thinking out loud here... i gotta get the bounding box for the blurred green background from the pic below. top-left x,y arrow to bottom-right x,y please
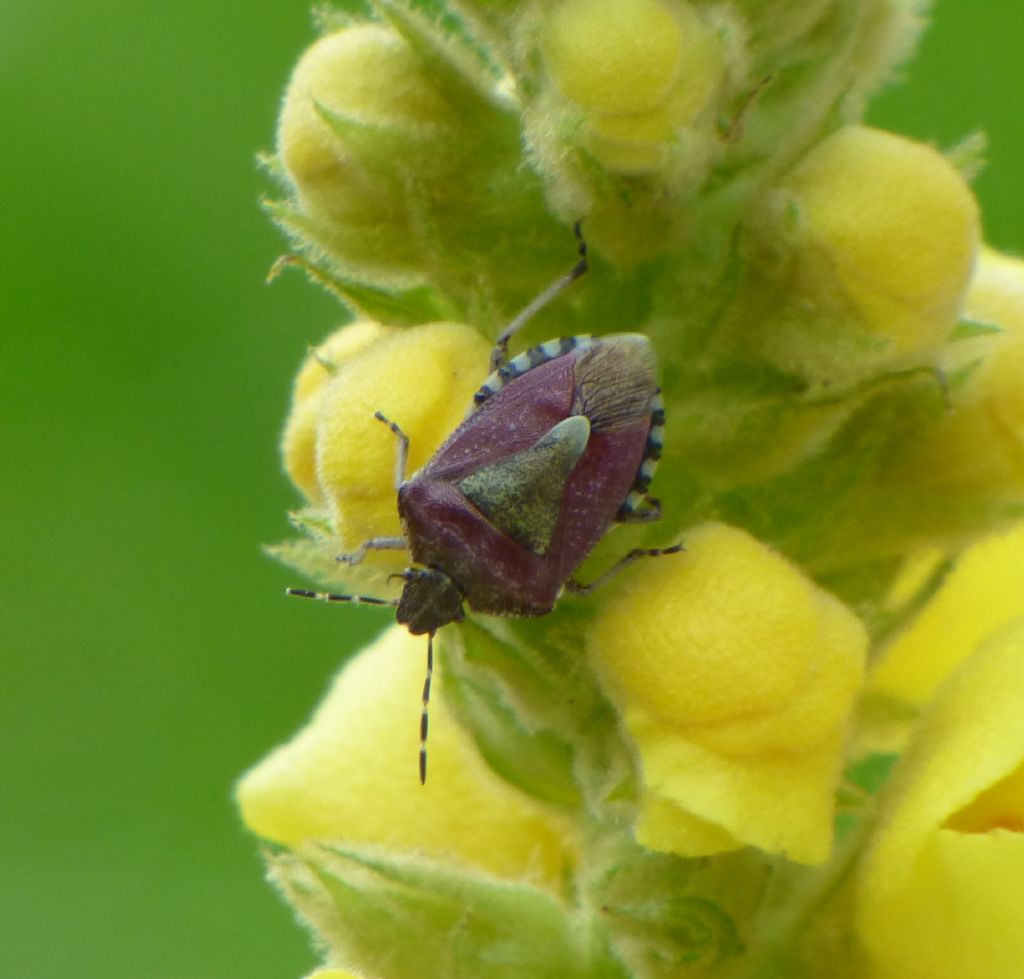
2,3 -> 1021,977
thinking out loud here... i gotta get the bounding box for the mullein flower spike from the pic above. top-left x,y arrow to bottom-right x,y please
241,1 -> 1024,977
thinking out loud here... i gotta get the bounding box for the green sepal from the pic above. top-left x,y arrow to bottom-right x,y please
607,897 -> 744,973
711,369 -> 952,578
267,843 -> 630,979
817,551 -> 954,647
373,0 -> 503,111
589,844 -> 748,977
443,625 -> 582,808
941,355 -> 984,393
312,0 -> 373,34
255,149 -> 286,181
287,506 -> 335,542
460,614 -> 634,815
950,317 -> 1002,341
264,536 -> 399,596
845,751 -> 900,796
313,98 -> 442,145
265,197 -> 425,287
269,252 -> 456,325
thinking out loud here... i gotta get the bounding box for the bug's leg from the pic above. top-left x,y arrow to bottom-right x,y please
337,536 -> 407,565
565,543 -> 685,597
333,410 -> 412,564
490,222 -> 589,371
617,494 -> 662,523
419,631 -> 435,785
285,587 -> 400,608
374,410 -> 410,488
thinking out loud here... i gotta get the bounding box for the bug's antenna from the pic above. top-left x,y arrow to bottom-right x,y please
491,222 -> 589,371
285,588 -> 399,609
420,631 -> 435,784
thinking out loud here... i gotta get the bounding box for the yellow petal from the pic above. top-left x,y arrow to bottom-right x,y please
544,0 -> 722,176
237,626 -> 577,890
314,322 -> 491,553
588,522 -> 867,863
281,320 -> 393,504
871,521 -> 1024,706
545,0 -> 689,115
896,247 -> 1024,498
857,617 -> 1024,979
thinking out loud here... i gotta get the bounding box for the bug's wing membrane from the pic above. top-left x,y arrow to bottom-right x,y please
456,415 -> 591,555
574,334 -> 657,432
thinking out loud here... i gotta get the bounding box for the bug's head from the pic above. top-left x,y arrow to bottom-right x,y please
394,567 -> 465,635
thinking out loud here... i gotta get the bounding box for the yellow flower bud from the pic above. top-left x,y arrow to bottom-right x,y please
237,626 -> 577,890
544,0 -> 723,175
871,522 -> 1024,707
856,617 -> 1024,979
773,125 -> 980,369
281,320 -> 393,504
894,248 -> 1024,499
588,522 -> 867,863
278,25 -> 449,224
313,322 -> 491,554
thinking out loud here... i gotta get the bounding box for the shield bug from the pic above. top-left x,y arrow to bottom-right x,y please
288,226 -> 680,781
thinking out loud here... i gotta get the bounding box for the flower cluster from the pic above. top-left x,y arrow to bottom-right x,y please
239,1 -> 1024,976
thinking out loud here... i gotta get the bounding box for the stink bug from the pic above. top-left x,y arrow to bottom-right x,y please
288,226 -> 680,781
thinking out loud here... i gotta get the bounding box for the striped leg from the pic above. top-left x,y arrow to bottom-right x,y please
565,543 -> 685,596
337,536 -> 406,566
491,222 -> 589,371
374,410 -> 410,489
333,412 -> 411,566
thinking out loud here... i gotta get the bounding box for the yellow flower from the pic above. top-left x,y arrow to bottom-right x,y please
766,125 -> 980,378
543,0 -> 723,174
297,321 -> 490,557
237,626 -> 577,891
856,617 -> 1024,979
587,522 -> 867,864
871,521 -> 1024,708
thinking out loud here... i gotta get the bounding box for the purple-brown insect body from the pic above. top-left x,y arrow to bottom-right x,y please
285,228 -> 679,783
396,334 -> 658,630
